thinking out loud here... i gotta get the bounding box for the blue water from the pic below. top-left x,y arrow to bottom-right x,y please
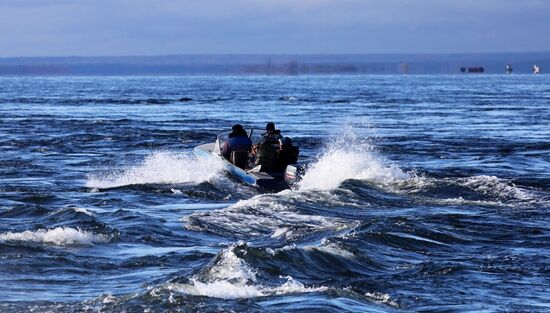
0,75 -> 549,312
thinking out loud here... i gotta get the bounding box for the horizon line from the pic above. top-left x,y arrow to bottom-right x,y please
2,51 -> 550,59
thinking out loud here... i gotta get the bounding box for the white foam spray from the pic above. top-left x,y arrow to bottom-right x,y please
298,125 -> 410,191
155,246 -> 326,299
86,151 -> 224,189
0,227 -> 111,246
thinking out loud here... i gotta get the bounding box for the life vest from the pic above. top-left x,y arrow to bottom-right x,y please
255,141 -> 277,172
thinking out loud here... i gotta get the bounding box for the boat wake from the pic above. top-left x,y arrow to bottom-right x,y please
183,128 -> 413,242
298,125 -> 412,191
183,192 -> 356,242
298,148 -> 410,191
86,151 -> 224,189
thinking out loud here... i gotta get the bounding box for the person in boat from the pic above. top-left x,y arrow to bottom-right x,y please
261,122 -> 282,145
253,136 -> 278,172
249,122 -> 282,171
276,137 -> 299,171
221,124 -> 252,163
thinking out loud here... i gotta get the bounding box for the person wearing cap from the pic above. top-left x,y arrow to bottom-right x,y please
221,124 -> 252,160
248,122 -> 282,171
261,122 -> 282,145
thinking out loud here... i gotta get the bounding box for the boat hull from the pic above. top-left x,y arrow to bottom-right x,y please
193,143 -> 287,189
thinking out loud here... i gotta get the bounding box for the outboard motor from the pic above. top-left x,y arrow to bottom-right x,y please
284,164 -> 304,187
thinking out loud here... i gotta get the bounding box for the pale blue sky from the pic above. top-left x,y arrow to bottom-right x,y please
0,0 -> 549,57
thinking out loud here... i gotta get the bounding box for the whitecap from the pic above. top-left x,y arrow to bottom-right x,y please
435,197 -> 501,207
311,242 -> 355,258
270,227 -> 290,239
459,175 -> 534,202
73,207 -> 95,216
365,291 -> 400,307
168,279 -> 263,299
155,246 -> 326,300
0,227 -> 111,246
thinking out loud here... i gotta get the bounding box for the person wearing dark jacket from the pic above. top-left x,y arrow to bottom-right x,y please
276,137 -> 299,170
261,122 -> 282,145
254,136 -> 278,172
221,124 -> 252,160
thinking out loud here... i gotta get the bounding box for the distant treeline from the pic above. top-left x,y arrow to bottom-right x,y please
0,53 -> 548,75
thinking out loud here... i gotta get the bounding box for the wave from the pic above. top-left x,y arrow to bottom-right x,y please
399,174 -> 541,206
431,197 -> 501,207
183,192 -> 354,241
277,96 -> 351,103
308,239 -> 355,259
151,245 -> 326,299
298,126 -> 410,191
86,151 -> 224,189
72,207 -> 95,217
458,175 -> 534,202
292,125 -> 544,206
0,227 -> 111,246
364,292 -> 400,307
278,96 -> 298,101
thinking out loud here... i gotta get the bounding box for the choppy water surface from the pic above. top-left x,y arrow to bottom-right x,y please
0,75 -> 549,312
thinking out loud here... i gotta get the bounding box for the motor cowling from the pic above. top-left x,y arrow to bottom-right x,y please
284,164 -> 304,187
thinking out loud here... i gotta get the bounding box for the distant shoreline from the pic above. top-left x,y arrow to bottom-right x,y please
1,53 -> 547,75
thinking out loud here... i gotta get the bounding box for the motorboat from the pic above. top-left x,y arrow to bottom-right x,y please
193,130 -> 302,190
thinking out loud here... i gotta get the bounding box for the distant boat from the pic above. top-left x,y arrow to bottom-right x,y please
533,65 -> 541,74
460,66 -> 484,73
505,65 -> 513,74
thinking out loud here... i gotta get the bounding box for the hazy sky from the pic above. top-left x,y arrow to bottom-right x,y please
1,0 -> 549,57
